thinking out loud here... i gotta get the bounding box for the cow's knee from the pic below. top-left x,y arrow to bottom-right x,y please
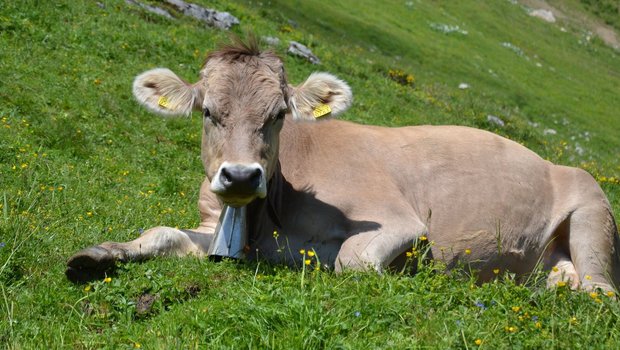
335,229 -> 417,273
334,252 -> 382,273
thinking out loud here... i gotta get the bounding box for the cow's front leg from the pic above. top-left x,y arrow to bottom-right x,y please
67,179 -> 222,283
66,226 -> 215,283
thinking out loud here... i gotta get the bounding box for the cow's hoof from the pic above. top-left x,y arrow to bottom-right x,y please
65,246 -> 116,284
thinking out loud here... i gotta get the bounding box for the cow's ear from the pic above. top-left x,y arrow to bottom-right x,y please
132,68 -> 204,116
289,72 -> 353,121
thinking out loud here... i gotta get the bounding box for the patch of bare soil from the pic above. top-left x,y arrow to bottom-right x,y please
520,0 -> 619,49
136,293 -> 158,315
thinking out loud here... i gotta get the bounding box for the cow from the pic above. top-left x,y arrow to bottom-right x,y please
66,37 -> 620,292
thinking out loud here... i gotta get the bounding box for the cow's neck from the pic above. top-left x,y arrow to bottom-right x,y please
244,119 -> 311,252
246,160 -> 284,245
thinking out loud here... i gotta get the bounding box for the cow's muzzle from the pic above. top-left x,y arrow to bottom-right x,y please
210,162 -> 267,206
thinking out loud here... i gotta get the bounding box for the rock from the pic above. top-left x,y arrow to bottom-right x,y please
288,41 -> 320,64
487,115 -> 505,127
126,0 -> 173,19
501,42 -> 526,57
164,0 -> 239,30
262,36 -> 280,46
287,19 -> 299,28
458,83 -> 470,90
429,23 -> 468,35
530,9 -> 556,23
574,144 -> 585,156
543,128 -> 557,135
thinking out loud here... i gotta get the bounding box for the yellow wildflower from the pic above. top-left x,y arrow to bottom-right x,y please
134,343 -> 141,348
511,306 -> 520,313
606,291 -> 615,297
87,212 -> 93,217
569,317 -> 577,325
505,326 -> 517,333
493,268 -> 500,275
299,249 -> 305,255
552,266 -> 559,272
585,275 -> 592,280
557,281 -> 566,287
464,249 -> 471,255
84,285 -> 91,292
589,292 -> 599,299
307,251 -> 315,257
474,339 -> 482,346
535,321 -> 542,329
304,259 -> 311,265
104,277 -> 112,283
419,236 -> 427,241
406,251 -> 413,258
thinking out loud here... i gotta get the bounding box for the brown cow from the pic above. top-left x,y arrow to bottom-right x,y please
66,38 -> 620,292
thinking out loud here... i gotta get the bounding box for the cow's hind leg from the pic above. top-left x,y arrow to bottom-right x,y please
568,202 -> 619,292
66,225 -> 214,283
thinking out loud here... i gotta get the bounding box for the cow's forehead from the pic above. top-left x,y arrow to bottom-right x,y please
201,56 -> 287,115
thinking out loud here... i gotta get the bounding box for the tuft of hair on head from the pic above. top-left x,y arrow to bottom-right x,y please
206,32 -> 264,63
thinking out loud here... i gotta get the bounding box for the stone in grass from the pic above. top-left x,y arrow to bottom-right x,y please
288,41 -> 321,65
530,9 -> 556,23
458,83 -> 470,90
165,0 -> 239,30
125,0 -> 173,19
262,36 -> 281,47
487,115 -> 505,127
543,128 -> 557,135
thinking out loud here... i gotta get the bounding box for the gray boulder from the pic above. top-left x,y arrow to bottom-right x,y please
288,41 -> 320,65
165,0 -> 239,30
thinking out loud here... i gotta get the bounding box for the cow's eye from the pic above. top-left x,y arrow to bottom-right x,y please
275,110 -> 286,121
203,108 -> 211,119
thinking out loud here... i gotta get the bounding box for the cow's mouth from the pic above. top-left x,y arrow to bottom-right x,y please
217,194 -> 259,208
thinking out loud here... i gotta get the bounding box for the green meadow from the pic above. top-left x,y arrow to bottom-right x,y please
1,0 -> 619,348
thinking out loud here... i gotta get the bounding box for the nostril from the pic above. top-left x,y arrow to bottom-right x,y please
220,168 -> 232,185
249,168 -> 262,183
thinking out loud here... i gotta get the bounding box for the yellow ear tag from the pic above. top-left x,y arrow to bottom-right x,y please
158,96 -> 169,109
312,103 -> 331,118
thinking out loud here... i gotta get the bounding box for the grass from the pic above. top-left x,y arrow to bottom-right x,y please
0,0 -> 619,348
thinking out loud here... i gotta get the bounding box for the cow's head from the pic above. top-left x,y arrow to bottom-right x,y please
132,38 -> 352,207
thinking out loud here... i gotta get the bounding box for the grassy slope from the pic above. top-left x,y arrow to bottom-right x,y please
0,0 -> 619,348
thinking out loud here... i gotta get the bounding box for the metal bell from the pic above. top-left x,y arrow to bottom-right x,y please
207,205 -> 248,260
